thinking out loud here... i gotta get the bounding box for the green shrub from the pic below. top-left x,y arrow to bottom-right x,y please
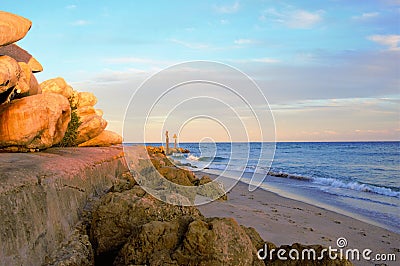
56,95 -> 82,147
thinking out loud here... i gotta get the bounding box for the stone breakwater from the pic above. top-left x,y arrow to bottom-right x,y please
0,10 -> 121,151
0,146 -> 126,265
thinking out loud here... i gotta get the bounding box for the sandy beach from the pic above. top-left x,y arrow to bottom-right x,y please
197,173 -> 400,266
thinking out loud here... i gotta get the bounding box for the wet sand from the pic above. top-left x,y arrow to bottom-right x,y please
197,173 -> 400,266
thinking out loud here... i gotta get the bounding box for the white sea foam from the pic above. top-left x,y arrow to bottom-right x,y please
187,154 -> 200,161
312,177 -> 400,198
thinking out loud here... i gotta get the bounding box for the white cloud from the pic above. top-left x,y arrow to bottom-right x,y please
66,4 -> 77,9
169,38 -> 209,49
252,58 -> 280,63
262,8 -> 324,29
214,1 -> 240,14
105,57 -> 158,64
229,58 -> 280,64
234,39 -> 255,45
368,34 -> 400,51
352,12 -> 380,20
287,9 -> 324,29
71,20 -> 90,26
220,19 -> 229,25
103,57 -> 176,68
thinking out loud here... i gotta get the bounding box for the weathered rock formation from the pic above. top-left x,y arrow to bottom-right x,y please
0,146 -> 126,266
0,11 -> 32,46
79,130 -> 123,147
40,77 -> 110,145
90,186 -> 203,256
0,93 -> 71,151
0,11 -> 122,151
114,217 -> 264,266
40,77 -> 74,99
76,112 -> 108,144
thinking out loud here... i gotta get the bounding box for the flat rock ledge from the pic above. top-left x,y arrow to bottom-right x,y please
0,146 -> 126,266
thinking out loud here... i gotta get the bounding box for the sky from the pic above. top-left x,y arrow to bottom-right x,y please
3,0 -> 400,142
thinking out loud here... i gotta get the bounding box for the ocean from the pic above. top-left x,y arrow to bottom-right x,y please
165,142 -> 400,233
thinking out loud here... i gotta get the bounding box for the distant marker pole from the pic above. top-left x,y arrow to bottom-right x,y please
165,130 -> 170,155
173,134 -> 177,149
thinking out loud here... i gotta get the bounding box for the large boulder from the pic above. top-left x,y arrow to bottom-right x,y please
0,11 -> 32,46
90,186 -> 203,256
40,77 -> 74,99
76,114 -> 107,144
0,93 -> 71,151
77,91 -> 97,107
78,130 -> 122,147
76,106 -> 96,117
114,218 -> 192,266
173,217 -> 262,266
114,217 -> 263,266
0,55 -> 30,104
157,167 -> 196,186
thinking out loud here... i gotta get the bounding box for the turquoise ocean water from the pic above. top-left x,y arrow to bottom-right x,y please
164,142 -> 400,233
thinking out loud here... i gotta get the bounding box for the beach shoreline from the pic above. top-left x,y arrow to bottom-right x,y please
197,172 -> 400,266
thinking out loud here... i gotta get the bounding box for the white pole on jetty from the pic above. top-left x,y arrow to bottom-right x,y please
165,130 -> 170,155
173,134 -> 177,149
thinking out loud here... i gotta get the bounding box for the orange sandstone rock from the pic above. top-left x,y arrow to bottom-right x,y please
0,11 -> 32,46
0,93 -> 71,151
78,130 -> 122,147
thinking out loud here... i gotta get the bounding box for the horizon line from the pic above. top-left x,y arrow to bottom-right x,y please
123,140 -> 400,144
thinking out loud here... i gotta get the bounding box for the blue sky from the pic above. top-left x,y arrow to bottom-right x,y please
3,1 -> 400,141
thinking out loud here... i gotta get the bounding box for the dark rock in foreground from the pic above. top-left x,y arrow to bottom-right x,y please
90,186 -> 203,256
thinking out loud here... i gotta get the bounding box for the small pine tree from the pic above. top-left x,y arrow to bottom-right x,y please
56,95 -> 82,147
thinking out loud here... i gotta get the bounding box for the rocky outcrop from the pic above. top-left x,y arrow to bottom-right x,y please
0,93 -> 71,151
0,10 -> 121,151
142,146 -> 228,202
114,217 -> 264,266
0,146 -> 126,266
0,12 -> 41,105
40,77 -> 74,99
44,224 -> 94,266
0,11 -> 32,46
0,44 -> 43,72
77,91 -> 97,107
174,217 -> 263,266
76,113 -> 108,144
0,10 -> 120,150
114,218 -> 190,266
90,186 -> 203,256
40,78 -> 114,146
78,130 -> 122,147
